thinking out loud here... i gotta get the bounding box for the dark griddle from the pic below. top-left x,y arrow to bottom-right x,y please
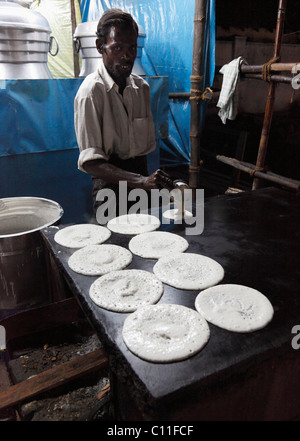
41,187 -> 300,419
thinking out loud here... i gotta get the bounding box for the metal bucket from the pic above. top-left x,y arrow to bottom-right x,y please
0,1 -> 59,79
0,197 -> 63,310
73,20 -> 146,77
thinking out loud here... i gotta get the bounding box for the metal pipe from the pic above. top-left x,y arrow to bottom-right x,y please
169,90 -> 220,102
169,92 -> 191,99
240,62 -> 300,74
242,73 -> 293,83
216,155 -> 300,192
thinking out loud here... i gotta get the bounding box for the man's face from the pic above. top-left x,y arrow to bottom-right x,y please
97,25 -> 137,85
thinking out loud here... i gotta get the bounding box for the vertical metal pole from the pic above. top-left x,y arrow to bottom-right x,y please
70,0 -> 80,78
189,0 -> 207,189
252,0 -> 287,190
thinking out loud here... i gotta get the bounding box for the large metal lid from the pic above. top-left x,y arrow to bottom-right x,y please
73,20 -> 98,38
74,20 -> 145,38
0,1 -> 51,32
0,197 -> 64,238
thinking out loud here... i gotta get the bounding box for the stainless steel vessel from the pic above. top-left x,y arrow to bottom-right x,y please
0,197 -> 63,310
73,20 -> 146,77
0,0 -> 58,79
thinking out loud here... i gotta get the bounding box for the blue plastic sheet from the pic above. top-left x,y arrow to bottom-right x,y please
0,76 -> 168,162
0,79 -> 82,157
0,77 -> 168,222
79,0 -> 215,166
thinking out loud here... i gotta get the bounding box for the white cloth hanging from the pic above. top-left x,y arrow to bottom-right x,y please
217,56 -> 243,124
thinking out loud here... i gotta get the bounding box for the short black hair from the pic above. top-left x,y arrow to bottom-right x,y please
96,8 -> 138,44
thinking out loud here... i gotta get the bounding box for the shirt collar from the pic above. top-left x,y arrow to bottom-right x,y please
97,58 -> 139,92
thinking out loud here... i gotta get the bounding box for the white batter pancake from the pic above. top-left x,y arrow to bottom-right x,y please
128,231 -> 189,259
107,213 -> 160,235
153,252 -> 224,290
54,223 -> 111,248
122,303 -> 210,363
195,284 -> 274,333
89,269 -> 164,312
163,185 -> 193,221
163,208 -> 193,221
68,244 -> 132,276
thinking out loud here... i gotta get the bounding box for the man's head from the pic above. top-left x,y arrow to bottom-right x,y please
96,9 -> 138,87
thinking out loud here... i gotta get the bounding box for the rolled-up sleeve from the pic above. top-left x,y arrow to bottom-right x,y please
74,90 -> 109,172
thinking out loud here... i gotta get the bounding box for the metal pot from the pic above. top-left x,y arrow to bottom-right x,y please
0,197 -> 63,310
0,0 -> 59,79
73,20 -> 146,77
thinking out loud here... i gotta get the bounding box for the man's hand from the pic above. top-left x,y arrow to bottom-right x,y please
142,169 -> 175,191
84,160 -> 175,191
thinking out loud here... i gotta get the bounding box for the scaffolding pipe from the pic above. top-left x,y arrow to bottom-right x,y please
252,0 -> 288,190
242,73 -> 293,83
70,0 -> 80,77
189,0 -> 207,189
216,155 -> 300,192
240,62 -> 300,74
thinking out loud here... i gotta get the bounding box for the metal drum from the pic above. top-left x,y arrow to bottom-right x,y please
0,197 -> 63,310
0,0 -> 58,79
73,20 -> 146,77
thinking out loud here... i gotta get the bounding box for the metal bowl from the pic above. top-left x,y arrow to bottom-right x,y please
0,196 -> 64,238
0,196 -> 64,309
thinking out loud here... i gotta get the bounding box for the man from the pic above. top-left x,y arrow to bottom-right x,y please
74,8 -> 174,218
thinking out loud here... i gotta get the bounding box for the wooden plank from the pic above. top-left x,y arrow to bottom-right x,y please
0,348 -> 108,411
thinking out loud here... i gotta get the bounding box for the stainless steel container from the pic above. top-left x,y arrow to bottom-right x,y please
0,0 -> 58,79
73,20 -> 146,77
0,197 -> 63,310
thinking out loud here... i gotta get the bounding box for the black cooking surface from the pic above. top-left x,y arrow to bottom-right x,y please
41,187 -> 300,407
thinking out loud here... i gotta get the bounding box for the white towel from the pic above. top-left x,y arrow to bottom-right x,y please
217,56 -> 243,124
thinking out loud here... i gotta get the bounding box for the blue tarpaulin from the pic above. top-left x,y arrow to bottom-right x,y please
79,0 -> 215,166
0,79 -> 82,157
0,76 -> 168,222
0,76 -> 167,160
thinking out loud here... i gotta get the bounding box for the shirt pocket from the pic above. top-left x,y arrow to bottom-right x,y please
132,117 -> 150,155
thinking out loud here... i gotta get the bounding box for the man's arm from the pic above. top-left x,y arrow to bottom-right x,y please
83,159 -> 175,191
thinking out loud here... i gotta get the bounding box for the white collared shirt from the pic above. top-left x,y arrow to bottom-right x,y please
74,59 -> 156,172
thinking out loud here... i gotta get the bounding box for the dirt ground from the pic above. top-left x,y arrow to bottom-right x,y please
5,322 -> 111,421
